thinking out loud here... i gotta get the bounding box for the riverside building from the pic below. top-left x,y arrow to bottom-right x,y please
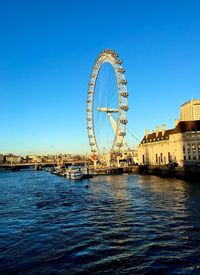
180,99 -> 200,121
138,100 -> 200,167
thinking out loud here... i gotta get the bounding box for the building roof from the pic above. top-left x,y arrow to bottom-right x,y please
175,120 -> 200,133
140,120 -> 200,144
181,99 -> 200,107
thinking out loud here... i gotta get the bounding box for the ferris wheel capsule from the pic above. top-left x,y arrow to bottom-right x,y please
119,132 -> 126,137
115,59 -> 122,64
120,119 -> 128,124
121,92 -> 128,97
120,79 -> 127,85
121,105 -> 128,111
118,68 -> 125,73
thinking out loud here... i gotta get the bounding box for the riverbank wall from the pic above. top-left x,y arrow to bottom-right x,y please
127,165 -> 200,180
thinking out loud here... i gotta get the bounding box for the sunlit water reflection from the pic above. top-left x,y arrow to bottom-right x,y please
0,170 -> 200,274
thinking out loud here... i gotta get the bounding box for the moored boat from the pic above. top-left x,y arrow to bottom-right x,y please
66,166 -> 84,180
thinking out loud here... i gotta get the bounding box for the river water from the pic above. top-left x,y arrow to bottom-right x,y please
0,170 -> 200,274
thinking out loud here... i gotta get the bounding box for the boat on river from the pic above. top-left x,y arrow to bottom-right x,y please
66,166 -> 84,180
49,165 -> 93,180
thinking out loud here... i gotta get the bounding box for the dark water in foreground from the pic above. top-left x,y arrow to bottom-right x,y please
0,170 -> 200,274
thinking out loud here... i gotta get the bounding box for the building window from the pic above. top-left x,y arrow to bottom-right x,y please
155,154 -> 158,164
192,144 -> 196,160
187,144 -> 191,161
142,155 -> 145,164
160,153 -> 163,163
198,144 -> 200,160
168,152 -> 171,163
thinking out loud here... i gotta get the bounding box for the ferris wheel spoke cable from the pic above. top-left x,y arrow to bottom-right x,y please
97,63 -> 117,110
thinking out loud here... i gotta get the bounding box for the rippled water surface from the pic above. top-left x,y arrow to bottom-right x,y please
0,170 -> 200,274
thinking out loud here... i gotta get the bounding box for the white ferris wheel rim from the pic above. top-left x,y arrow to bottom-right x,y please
86,49 -> 128,156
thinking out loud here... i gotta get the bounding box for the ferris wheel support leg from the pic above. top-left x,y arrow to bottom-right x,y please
108,112 -> 128,151
116,156 -> 120,168
93,160 -> 98,169
106,153 -> 111,167
107,113 -> 117,134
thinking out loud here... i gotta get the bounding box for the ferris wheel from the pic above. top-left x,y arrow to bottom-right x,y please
86,49 -> 128,157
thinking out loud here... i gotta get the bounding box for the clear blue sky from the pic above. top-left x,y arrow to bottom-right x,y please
0,0 -> 200,155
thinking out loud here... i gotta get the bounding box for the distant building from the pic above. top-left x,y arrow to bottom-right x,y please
5,154 -> 22,164
42,155 -> 56,163
138,120 -> 200,167
26,155 -> 42,163
0,154 -> 4,163
180,99 -> 200,121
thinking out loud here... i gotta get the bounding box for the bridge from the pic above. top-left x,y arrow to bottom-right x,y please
0,161 -> 87,171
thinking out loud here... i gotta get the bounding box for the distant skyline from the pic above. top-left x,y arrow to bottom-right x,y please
0,0 -> 200,155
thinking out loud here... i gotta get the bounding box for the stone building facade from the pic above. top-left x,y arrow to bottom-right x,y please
138,121 -> 200,167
